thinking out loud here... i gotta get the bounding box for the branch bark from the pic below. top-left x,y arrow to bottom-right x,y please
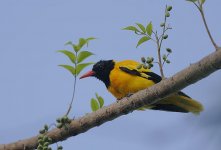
1,48 -> 221,150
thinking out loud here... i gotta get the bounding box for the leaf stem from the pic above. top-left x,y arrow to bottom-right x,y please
193,1 -> 219,50
136,30 -> 156,42
155,5 -> 169,79
156,37 -> 165,78
65,53 -> 78,116
199,6 -> 219,50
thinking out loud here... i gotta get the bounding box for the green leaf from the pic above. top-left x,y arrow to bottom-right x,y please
136,23 -> 146,33
91,98 -> 99,112
165,12 -> 170,17
77,51 -> 94,63
136,36 -> 150,48
85,37 -> 96,46
166,60 -> 171,64
59,65 -> 76,76
73,44 -> 80,52
163,34 -> 168,39
167,6 -> 172,11
79,38 -> 86,46
146,22 -> 153,36
123,26 -> 139,32
86,37 -> 96,41
186,0 -> 197,2
200,0 -> 205,4
162,54 -> 167,60
76,63 -> 94,75
58,50 -> 76,63
166,48 -> 172,53
78,38 -> 87,50
160,22 -> 165,27
98,96 -> 104,108
65,41 -> 73,46
95,93 -> 104,108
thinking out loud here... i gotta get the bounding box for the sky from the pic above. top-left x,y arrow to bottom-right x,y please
0,0 -> 221,150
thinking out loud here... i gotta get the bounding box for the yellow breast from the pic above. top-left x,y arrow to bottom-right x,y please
108,60 -> 155,99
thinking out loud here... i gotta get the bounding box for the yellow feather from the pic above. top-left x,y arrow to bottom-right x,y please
108,60 -> 155,99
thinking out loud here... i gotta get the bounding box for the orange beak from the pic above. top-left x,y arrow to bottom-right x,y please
80,70 -> 95,79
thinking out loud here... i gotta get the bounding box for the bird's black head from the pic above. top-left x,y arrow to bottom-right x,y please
80,60 -> 115,87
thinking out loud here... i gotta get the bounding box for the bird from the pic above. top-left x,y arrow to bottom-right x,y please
80,60 -> 203,114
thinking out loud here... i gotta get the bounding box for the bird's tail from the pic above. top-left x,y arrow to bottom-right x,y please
139,92 -> 203,114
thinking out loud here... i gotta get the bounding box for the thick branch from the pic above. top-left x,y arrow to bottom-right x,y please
1,48 -> 221,150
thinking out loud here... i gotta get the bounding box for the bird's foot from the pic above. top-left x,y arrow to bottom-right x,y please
116,93 -> 134,101
126,93 -> 134,98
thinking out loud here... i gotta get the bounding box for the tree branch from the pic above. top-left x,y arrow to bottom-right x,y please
192,1 -> 219,50
199,8 -> 219,50
1,48 -> 221,150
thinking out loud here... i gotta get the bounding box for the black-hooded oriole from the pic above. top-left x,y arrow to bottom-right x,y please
80,60 -> 203,114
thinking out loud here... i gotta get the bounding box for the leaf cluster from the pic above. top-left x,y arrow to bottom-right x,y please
123,5 -> 173,78
123,5 -> 173,49
56,116 -> 72,130
137,57 -> 154,69
123,22 -> 153,48
37,125 -> 52,150
162,48 -> 172,65
91,93 -> 104,112
58,37 -> 95,76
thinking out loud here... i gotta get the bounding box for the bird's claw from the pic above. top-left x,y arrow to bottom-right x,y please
126,93 -> 134,97
116,93 -> 134,101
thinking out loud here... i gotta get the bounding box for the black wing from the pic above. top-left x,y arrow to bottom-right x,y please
119,67 -> 162,83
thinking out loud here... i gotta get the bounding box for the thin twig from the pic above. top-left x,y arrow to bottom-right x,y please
65,58 -> 78,116
156,39 -> 165,78
155,5 -> 169,79
65,74 -> 77,116
192,1 -> 219,50
193,1 -> 200,10
151,31 -> 159,43
136,30 -> 156,42
159,6 -> 168,50
159,27 -> 171,40
155,30 -> 165,78
199,7 -> 219,50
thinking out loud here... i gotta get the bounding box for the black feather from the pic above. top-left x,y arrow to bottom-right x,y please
92,60 -> 115,88
119,67 -> 162,84
151,104 -> 188,113
178,91 -> 191,98
119,67 -> 141,76
144,72 -> 162,83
